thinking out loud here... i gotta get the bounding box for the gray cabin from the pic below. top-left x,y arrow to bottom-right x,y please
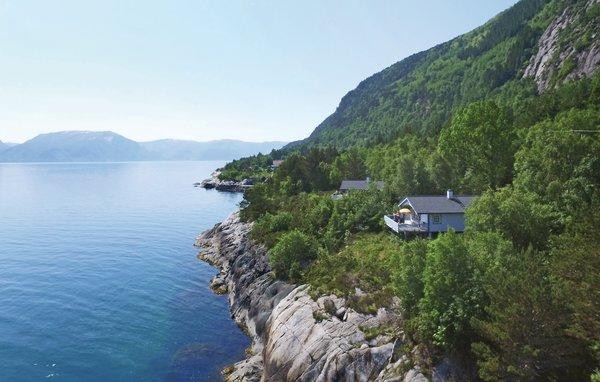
339,179 -> 384,192
384,190 -> 475,235
333,179 -> 385,200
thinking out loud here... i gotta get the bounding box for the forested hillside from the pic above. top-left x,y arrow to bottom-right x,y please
218,0 -> 599,380
288,0 -> 599,149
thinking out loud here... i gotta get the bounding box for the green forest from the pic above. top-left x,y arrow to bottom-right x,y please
291,0 -> 599,149
218,0 -> 600,380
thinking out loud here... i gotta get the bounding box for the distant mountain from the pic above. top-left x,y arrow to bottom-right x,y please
0,131 -> 152,162
139,139 -> 287,161
0,132 -> 287,162
0,141 -> 13,153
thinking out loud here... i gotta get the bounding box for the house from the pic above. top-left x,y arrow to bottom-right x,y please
339,179 -> 384,192
332,178 -> 385,199
384,190 -> 475,236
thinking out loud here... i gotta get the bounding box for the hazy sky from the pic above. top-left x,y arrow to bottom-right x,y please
0,0 -> 517,143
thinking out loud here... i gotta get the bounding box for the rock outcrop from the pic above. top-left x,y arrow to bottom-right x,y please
524,0 -> 600,92
196,171 -> 253,193
195,212 -> 424,382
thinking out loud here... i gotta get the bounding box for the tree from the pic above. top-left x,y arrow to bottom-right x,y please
274,153 -> 311,194
365,135 -> 438,198
304,147 -> 338,191
268,230 -> 319,281
324,206 -> 346,250
550,207 -> 600,380
417,232 -> 484,349
239,183 -> 276,222
334,188 -> 389,233
438,101 -> 515,193
251,212 -> 294,247
390,238 -> 428,316
472,248 -> 593,382
514,109 -> 600,213
330,148 -> 367,186
466,187 -> 561,250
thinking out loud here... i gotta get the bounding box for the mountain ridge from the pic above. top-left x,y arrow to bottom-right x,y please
0,131 -> 287,162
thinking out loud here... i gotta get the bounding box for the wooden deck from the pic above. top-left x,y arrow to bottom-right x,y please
384,215 -> 427,233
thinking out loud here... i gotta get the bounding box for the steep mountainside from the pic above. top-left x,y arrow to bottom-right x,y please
0,131 -> 152,162
289,0 -> 599,149
140,139 -> 287,161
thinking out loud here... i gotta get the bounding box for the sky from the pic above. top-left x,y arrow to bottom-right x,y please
0,0 -> 518,144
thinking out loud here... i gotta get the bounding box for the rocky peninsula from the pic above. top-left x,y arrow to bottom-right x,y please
194,212 -> 463,382
195,171 -> 253,193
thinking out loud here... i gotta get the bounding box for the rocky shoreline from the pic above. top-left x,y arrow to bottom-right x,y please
194,171 -> 253,193
194,212 -> 438,382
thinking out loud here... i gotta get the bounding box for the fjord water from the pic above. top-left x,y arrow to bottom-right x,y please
0,162 -> 249,381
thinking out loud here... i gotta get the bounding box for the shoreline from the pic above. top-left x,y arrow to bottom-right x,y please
195,171 -> 252,193
194,211 -> 432,381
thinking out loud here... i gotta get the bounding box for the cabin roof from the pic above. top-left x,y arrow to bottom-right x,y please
401,196 -> 476,214
340,180 -> 384,191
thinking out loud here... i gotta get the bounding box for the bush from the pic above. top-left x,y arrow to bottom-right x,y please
417,231 -> 484,350
239,183 -> 276,222
268,230 -> 319,281
251,212 -> 294,247
390,238 -> 428,316
306,233 -> 397,301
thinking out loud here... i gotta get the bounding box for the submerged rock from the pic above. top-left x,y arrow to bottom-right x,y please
171,343 -> 225,367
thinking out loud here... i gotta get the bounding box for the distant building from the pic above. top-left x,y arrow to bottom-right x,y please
339,179 -> 385,192
384,190 -> 476,236
270,159 -> 284,170
332,178 -> 385,199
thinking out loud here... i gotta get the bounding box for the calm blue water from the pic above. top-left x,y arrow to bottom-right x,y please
0,161 -> 249,382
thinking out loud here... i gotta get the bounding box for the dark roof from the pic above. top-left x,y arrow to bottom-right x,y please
340,180 -> 385,191
401,196 -> 476,214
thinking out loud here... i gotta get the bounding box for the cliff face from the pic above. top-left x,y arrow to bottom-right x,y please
524,0 -> 600,91
195,213 -> 447,382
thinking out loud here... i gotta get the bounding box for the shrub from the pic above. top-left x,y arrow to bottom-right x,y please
305,233 -> 397,301
417,231 -> 484,350
252,212 -> 294,247
268,230 -> 319,281
390,238 -> 428,317
239,183 -> 276,222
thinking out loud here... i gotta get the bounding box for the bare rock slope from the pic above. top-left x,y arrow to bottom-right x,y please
524,0 -> 600,91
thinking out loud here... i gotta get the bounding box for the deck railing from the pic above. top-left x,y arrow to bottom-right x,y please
384,215 -> 426,233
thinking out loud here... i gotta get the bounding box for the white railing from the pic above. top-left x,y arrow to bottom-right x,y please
384,215 -> 400,233
384,215 -> 426,233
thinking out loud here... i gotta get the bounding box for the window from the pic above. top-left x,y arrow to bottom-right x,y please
432,214 -> 441,224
